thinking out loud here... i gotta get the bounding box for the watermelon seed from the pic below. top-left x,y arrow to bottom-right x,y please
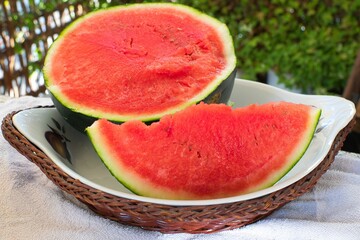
253,133 -> 259,146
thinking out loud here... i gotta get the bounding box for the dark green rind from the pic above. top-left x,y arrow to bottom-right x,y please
51,93 -> 97,133
51,68 -> 236,132
203,68 -> 236,104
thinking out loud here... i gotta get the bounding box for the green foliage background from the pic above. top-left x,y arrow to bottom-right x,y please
90,0 -> 360,94
7,0 -> 360,95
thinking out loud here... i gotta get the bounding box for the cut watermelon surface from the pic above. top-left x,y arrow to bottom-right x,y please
43,3 -> 236,128
86,102 -> 321,200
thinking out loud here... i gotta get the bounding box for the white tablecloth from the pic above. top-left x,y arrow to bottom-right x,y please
1,96 -> 360,240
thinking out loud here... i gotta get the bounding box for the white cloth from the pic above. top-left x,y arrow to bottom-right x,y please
0,96 -> 360,240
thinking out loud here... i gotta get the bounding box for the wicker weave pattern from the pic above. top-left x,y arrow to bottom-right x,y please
1,107 -> 355,234
0,1 -> 88,97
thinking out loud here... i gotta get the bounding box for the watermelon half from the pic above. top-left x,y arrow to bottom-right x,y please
86,102 -> 321,200
43,3 -> 237,131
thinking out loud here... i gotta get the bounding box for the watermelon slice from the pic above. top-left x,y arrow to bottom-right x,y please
86,102 -> 321,200
43,3 -> 236,131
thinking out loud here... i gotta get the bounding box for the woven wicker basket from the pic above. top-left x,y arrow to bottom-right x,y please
1,107 -> 355,234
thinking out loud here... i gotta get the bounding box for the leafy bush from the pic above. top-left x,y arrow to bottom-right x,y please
181,0 -> 360,94
6,0 -> 359,95
94,0 -> 360,94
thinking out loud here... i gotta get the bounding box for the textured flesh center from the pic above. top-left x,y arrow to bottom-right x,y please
50,7 -> 226,114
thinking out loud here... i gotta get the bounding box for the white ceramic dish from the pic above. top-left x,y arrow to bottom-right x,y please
12,78 -> 355,206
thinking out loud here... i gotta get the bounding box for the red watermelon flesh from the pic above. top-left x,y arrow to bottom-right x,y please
86,102 -> 321,200
44,3 -> 236,122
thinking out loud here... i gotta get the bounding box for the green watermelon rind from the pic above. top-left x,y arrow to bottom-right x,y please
249,107 -> 322,192
43,3 -> 237,125
86,106 -> 322,200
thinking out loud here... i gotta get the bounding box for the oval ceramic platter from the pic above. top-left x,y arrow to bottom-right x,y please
12,79 -> 355,206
